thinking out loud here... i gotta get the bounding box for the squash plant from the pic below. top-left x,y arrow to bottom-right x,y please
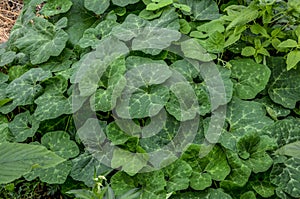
1,0 -> 300,198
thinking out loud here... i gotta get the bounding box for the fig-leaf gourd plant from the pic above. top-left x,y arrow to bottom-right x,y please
1,0 -> 300,198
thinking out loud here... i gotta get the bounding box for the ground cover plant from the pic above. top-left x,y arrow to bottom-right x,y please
1,0 -> 300,198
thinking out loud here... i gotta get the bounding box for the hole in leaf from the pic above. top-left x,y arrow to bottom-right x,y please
56,6 -> 61,10
27,122 -> 32,128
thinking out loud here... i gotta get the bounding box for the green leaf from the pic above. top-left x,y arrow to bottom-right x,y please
34,90 -> 72,121
78,17 -> 119,49
110,172 -> 138,196
41,131 -> 79,159
139,9 -> 163,20
146,0 -> 173,11
199,31 -> 225,53
0,143 -> 65,184
173,3 -> 191,13
179,19 -> 191,34
84,0 -> 110,14
106,122 -> 132,145
40,0 -> 73,17
275,141 -> 300,159
0,50 -> 16,67
178,0 -> 220,21
190,172 -> 212,190
181,39 -> 216,62
70,152 -> 112,187
230,59 -> 271,99
8,111 -> 40,142
240,191 -> 256,199
111,149 -> 149,175
90,57 -> 127,112
64,0 -> 98,45
277,39 -> 298,48
220,151 -> 251,188
256,97 -> 290,120
24,160 -> 72,184
250,24 -> 269,37
8,65 -> 29,81
225,6 -> 259,30
67,189 -> 97,199
112,0 -> 139,7
171,188 -> 232,199
0,68 -> 52,114
14,17 -> 69,65
241,46 -> 256,56
271,157 -> 300,198
268,57 -> 300,109
163,159 -> 192,192
286,50 -> 300,70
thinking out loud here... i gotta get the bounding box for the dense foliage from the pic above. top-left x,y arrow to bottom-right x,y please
1,0 -> 300,198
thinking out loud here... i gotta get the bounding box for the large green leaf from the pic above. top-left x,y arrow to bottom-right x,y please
111,148 -> 149,175
163,159 -> 192,192
0,143 -> 65,184
181,39 -> 216,62
40,0 -> 73,17
90,57 -> 127,112
112,0 -> 139,7
275,141 -> 300,159
34,90 -> 72,121
268,57 -> 300,109
0,68 -> 52,114
64,0 -> 98,45
41,131 -> 79,159
24,161 -> 72,184
0,50 -> 16,67
271,157 -> 300,198
14,17 -> 69,65
78,15 -> 119,49
178,0 -> 220,21
8,111 -> 40,142
230,59 -> 271,99
84,0 -> 110,15
70,152 -> 112,187
171,188 -> 232,199
115,59 -> 171,119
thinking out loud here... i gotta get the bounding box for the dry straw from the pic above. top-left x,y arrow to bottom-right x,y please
0,0 -> 23,43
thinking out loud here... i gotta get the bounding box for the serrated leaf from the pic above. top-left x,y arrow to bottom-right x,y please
14,17 -> 69,65
286,50 -> 300,70
230,59 -> 271,99
70,152 -> 112,187
0,68 -> 52,114
178,0 -> 220,21
84,0 -> 109,15
268,57 -> 300,109
112,0 -> 139,7
0,143 -> 65,184
8,111 -> 40,142
40,0 -> 73,17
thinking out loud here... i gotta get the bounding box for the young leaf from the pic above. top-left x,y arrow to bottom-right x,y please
146,0 -> 173,11
241,46 -> 256,56
277,39 -> 298,48
286,50 -> 300,70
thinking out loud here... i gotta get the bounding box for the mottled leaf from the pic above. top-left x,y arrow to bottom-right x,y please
8,111 -> 40,142
41,0 -> 73,17
230,59 -> 271,99
0,143 -> 65,184
84,0 -> 109,15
